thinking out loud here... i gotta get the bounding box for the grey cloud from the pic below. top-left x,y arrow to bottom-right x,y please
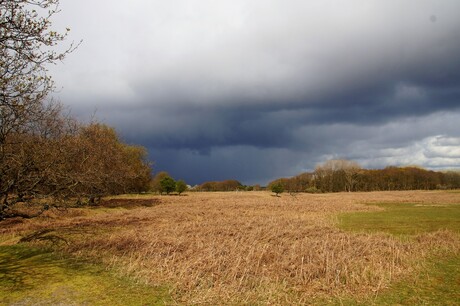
50,0 -> 460,184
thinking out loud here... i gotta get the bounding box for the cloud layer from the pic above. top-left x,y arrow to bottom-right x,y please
51,0 -> 460,184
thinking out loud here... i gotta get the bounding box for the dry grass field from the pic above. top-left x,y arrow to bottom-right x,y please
1,191 -> 460,304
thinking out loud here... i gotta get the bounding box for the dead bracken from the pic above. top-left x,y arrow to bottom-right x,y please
3,191 -> 460,304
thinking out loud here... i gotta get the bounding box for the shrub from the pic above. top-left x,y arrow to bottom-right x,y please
271,183 -> 284,196
175,180 -> 188,195
160,177 -> 176,195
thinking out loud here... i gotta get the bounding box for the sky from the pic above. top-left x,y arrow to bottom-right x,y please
50,0 -> 460,185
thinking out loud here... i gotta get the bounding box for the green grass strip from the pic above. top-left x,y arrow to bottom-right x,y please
339,202 -> 460,236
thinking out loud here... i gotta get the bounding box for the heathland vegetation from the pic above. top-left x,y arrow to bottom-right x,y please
1,1 -> 460,305
1,191 -> 459,304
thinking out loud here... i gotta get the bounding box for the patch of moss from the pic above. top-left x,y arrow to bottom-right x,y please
0,244 -> 170,305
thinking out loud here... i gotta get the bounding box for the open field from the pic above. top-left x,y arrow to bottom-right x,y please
1,191 -> 459,305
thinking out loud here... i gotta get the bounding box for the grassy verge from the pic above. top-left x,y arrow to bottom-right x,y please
337,202 -> 460,305
0,244 -> 170,306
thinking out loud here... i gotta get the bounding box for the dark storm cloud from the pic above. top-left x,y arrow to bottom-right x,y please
51,0 -> 460,184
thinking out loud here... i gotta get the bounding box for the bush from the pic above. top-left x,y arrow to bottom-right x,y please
175,180 -> 188,195
160,177 -> 176,194
271,183 -> 284,196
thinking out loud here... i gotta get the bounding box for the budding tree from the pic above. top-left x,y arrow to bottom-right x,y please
1,0 -> 77,139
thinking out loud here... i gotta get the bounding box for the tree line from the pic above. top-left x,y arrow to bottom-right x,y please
150,159 -> 460,195
195,180 -> 244,192
150,173 -> 257,193
150,173 -> 267,193
268,159 -> 460,193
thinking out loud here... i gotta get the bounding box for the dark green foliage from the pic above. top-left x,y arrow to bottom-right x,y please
160,177 -> 176,194
175,180 -> 187,195
271,183 -> 284,196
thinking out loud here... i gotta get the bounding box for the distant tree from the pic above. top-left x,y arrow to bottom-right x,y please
338,160 -> 361,192
175,180 -> 187,195
271,183 -> 284,197
441,171 -> 460,189
313,159 -> 361,192
221,180 -> 243,191
160,177 -> 176,195
197,182 -> 213,192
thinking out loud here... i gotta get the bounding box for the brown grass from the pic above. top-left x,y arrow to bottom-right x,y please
2,191 -> 460,304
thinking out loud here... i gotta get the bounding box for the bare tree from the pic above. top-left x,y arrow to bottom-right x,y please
337,160 -> 361,192
314,159 -> 361,192
1,0 -> 78,140
0,103 -> 80,218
